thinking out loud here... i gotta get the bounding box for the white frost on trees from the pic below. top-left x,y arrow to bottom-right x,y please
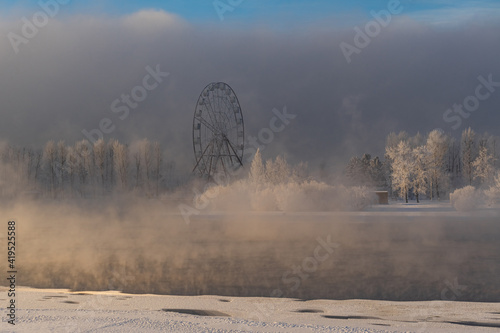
94,139 -> 106,190
450,186 -> 480,211
473,145 -> 495,187
412,145 -> 428,203
0,139 -> 170,199
203,153 -> 375,211
249,148 -> 265,186
426,129 -> 449,200
485,171 -> 500,205
386,140 -> 413,203
112,140 -> 129,191
265,155 -> 290,185
461,127 -> 477,186
43,140 -> 57,196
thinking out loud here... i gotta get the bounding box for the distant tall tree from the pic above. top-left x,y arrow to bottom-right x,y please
142,139 -> 153,194
67,146 -> 79,196
369,156 -> 386,189
386,131 -> 409,149
164,160 -> 176,188
410,132 -> 425,148
446,137 -> 461,189
94,139 -> 106,190
473,145 -> 495,187
74,140 -> 92,195
134,152 -> 142,190
250,149 -> 265,186
386,140 -> 413,203
57,141 -> 67,192
485,171 -> 500,205
33,150 -> 42,185
491,137 -> 498,169
345,154 -> 386,188
292,161 -> 309,182
43,141 -> 57,196
385,131 -> 410,197
426,130 -> 449,200
412,145 -> 429,203
26,148 -> 35,184
461,128 -> 477,186
153,141 -> 162,196
345,156 -> 365,186
106,140 -> 115,189
112,140 -> 129,191
266,155 -> 290,185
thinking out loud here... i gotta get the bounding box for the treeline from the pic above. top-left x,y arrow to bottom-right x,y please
345,128 -> 499,202
0,139 -> 179,199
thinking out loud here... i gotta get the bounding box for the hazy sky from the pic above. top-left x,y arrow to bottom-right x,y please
1,0 -> 499,172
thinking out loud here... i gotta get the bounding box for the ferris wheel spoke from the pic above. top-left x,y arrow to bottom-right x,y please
223,140 -> 235,166
207,139 -> 218,176
196,116 -> 218,133
203,96 -> 219,132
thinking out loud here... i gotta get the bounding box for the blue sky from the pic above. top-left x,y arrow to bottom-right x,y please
3,0 -> 500,26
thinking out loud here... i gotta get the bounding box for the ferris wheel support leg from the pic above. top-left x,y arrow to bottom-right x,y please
225,136 -> 244,167
192,141 -> 213,174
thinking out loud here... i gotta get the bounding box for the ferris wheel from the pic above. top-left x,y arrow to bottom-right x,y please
192,82 -> 244,178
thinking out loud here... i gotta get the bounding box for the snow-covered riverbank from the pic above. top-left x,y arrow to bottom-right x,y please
4,287 -> 500,332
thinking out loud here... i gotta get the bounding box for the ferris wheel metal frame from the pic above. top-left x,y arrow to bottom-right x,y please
192,82 -> 244,179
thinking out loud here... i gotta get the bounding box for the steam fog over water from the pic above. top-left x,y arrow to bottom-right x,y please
3,198 -> 499,301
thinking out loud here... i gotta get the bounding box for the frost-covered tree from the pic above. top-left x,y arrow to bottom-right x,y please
94,139 -> 106,189
106,140 -> 115,189
485,171 -> 500,205
345,156 -> 365,186
409,132 -> 425,148
249,148 -> 265,186
0,138 -> 170,198
385,131 -> 410,197
266,155 -> 290,185
57,141 -> 67,191
26,148 -> 36,184
461,127 -> 477,186
345,154 -> 385,188
412,145 -> 429,203
133,151 -> 142,190
450,186 -> 480,211
369,156 -> 386,189
74,140 -> 92,195
472,145 -> 495,187
142,139 -> 153,194
491,136 -> 498,169
292,161 -> 309,182
67,146 -> 79,195
386,140 -> 413,203
43,141 -> 57,196
153,141 -> 162,196
33,150 -> 42,186
112,140 -> 129,191
446,137 -> 461,189
386,131 -> 409,149
426,130 -> 449,200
